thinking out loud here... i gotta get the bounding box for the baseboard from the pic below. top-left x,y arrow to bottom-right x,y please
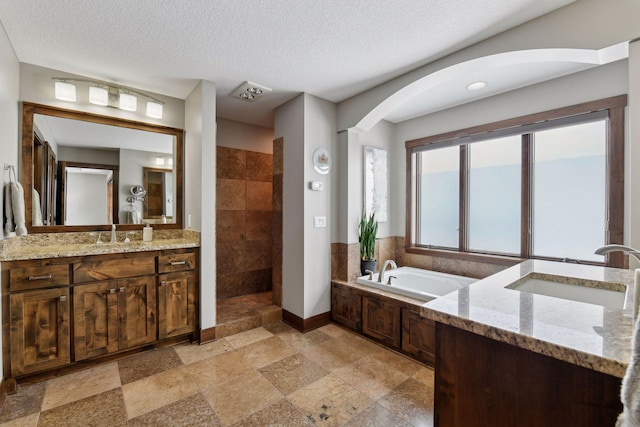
0,376 -> 16,403
200,326 -> 216,344
282,310 -> 331,333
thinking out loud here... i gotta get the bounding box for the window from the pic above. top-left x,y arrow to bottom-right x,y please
406,96 -> 626,267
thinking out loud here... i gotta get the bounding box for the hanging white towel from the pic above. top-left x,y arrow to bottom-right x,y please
4,183 -> 14,234
617,314 -> 640,426
32,188 -> 43,227
10,182 -> 27,236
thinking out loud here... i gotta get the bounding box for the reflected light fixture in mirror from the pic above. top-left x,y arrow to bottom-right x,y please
119,91 -> 137,111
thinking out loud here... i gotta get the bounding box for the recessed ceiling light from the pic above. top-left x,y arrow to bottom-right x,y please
231,81 -> 271,102
466,81 -> 487,91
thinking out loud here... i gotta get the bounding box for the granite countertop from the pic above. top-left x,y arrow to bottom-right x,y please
422,259 -> 635,378
0,229 -> 201,261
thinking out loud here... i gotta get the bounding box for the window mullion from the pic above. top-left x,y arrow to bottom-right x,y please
459,145 -> 469,251
521,134 -> 532,258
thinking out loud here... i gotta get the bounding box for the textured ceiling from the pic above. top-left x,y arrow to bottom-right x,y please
0,0 -> 575,127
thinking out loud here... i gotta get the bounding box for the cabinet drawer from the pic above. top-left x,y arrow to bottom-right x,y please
158,251 -> 196,273
73,254 -> 155,283
10,264 -> 70,292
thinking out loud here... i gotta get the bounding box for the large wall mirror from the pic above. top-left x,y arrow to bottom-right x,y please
21,102 -> 184,232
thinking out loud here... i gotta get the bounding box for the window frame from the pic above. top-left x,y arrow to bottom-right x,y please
405,95 -> 627,268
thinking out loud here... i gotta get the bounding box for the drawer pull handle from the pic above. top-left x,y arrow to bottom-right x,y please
160,281 -> 167,286
119,287 -> 126,293
109,288 -> 116,294
170,261 -> 187,266
28,274 -> 53,281
59,295 -> 66,302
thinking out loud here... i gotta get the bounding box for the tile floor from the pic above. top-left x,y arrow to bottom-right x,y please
0,322 -> 435,426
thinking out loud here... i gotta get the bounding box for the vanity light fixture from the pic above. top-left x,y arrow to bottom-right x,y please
230,81 -> 272,102
119,91 -> 138,112
89,85 -> 109,106
466,81 -> 487,91
54,80 -> 77,102
155,156 -> 165,166
52,77 -> 165,118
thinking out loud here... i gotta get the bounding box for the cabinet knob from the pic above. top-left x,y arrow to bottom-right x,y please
160,281 -> 167,286
59,295 -> 66,302
28,274 -> 53,281
109,288 -> 116,294
119,287 -> 126,293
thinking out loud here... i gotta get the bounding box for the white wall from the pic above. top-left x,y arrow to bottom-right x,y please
628,40 -> 640,262
275,94 -> 305,318
217,118 -> 274,153
303,94 -> 336,317
65,172 -> 109,225
20,63 -> 185,129
185,80 -> 217,330
58,146 -> 119,165
118,148 -> 167,224
0,21 -> 20,383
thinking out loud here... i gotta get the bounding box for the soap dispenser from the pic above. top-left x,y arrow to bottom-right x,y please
143,223 -> 153,242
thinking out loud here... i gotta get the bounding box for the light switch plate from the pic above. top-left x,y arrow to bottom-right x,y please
314,216 -> 327,228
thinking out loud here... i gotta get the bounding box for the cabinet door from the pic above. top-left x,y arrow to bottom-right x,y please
10,288 -> 70,376
331,284 -> 362,332
362,296 -> 401,348
158,272 -> 196,339
73,281 -> 119,360
118,276 -> 157,349
402,309 -> 435,366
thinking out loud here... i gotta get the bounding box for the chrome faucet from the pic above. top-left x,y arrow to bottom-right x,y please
378,260 -> 398,283
110,224 -> 117,244
595,244 -> 640,318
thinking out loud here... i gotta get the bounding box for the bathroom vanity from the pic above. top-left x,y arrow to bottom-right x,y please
423,260 -> 634,426
0,230 -> 199,391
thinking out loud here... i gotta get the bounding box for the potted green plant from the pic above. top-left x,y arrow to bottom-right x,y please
359,212 -> 379,276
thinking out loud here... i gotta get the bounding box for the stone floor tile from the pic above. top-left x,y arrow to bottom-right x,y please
258,354 -> 328,395
371,348 -> 423,376
224,327 -> 273,349
118,347 -> 183,385
237,336 -> 297,368
0,412 -> 39,427
121,366 -> 199,419
202,370 -> 283,426
277,328 -> 332,351
128,393 -> 222,426
316,323 -> 349,338
342,402 -> 413,427
41,362 -> 121,411
378,378 -> 434,427
413,366 -> 435,386
333,356 -> 408,400
263,321 -> 296,335
287,375 -> 372,426
0,381 -> 45,423
186,350 -> 253,388
38,388 -> 127,427
301,335 -> 366,371
231,398 -> 314,427
174,338 -> 234,365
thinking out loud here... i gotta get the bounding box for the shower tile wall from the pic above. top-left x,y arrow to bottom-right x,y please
217,146 -> 273,298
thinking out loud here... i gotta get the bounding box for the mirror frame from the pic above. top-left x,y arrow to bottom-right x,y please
22,102 -> 185,233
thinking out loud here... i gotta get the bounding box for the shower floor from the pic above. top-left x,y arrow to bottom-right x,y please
215,291 -> 282,338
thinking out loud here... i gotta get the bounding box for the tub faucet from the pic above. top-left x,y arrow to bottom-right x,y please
595,244 -> 640,318
378,260 -> 398,283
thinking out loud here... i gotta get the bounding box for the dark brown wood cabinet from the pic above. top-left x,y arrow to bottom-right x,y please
3,247 -> 198,383
401,309 -> 435,365
9,287 -> 70,376
362,295 -> 401,348
331,283 -> 362,332
158,271 -> 196,339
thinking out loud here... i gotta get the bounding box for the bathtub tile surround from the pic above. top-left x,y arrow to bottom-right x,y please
216,146 -> 273,299
0,322 -> 435,426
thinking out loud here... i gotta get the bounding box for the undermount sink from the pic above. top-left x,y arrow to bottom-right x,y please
505,273 -> 627,310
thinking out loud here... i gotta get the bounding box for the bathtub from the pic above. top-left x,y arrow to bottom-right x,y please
356,266 -> 476,302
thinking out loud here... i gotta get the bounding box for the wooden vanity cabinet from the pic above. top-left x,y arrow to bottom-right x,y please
5,260 -> 71,377
402,309 -> 435,365
331,283 -> 362,332
3,247 -> 198,382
